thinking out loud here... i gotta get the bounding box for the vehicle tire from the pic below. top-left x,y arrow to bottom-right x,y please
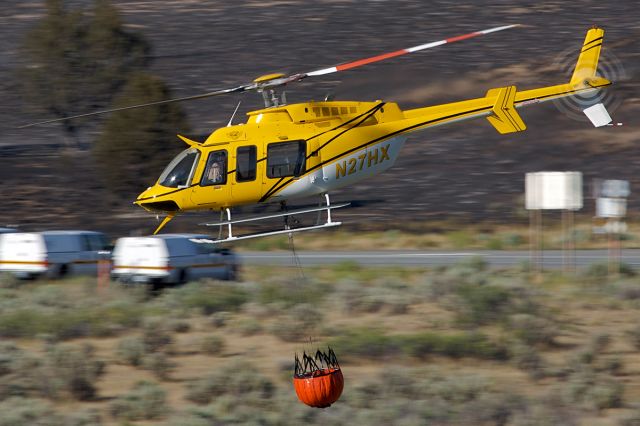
57,264 -> 69,279
225,264 -> 238,281
178,269 -> 188,285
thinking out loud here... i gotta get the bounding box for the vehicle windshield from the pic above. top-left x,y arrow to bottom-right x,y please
158,148 -> 200,188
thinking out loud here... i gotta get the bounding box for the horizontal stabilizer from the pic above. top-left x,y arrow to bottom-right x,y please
177,134 -> 201,147
583,103 -> 612,127
485,86 -> 526,134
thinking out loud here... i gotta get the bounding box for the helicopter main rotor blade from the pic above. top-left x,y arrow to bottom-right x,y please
303,24 -> 520,78
19,84 -> 254,128
20,24 -> 519,128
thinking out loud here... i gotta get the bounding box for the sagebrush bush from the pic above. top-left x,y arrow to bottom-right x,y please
509,314 -> 557,347
169,319 -> 191,333
0,397 -> 62,426
330,328 -> 507,361
158,281 -> 248,315
0,291 -> 144,340
455,283 -> 512,325
566,367 -> 624,411
258,278 -> 329,307
229,317 -> 262,336
399,331 -> 508,360
116,336 -> 146,366
41,343 -> 105,401
510,343 -> 546,380
270,303 -> 322,342
142,353 -> 175,381
209,311 -> 230,328
185,361 -> 274,405
200,335 -> 225,356
110,381 -> 167,421
141,318 -> 173,353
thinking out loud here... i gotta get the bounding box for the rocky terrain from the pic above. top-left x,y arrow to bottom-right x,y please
0,1 -> 638,236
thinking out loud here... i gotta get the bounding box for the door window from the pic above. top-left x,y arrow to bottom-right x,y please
236,146 -> 257,182
158,148 -> 200,188
266,141 -> 306,178
201,150 -> 228,186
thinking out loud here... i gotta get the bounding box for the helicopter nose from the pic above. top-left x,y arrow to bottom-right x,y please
134,185 -> 180,213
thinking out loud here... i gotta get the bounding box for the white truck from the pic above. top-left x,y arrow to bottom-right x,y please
0,230 -> 111,279
111,234 -> 238,285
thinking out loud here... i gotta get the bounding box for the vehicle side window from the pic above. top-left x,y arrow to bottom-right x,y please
236,146 -> 257,182
87,234 -> 107,251
81,235 -> 92,251
266,140 -> 306,179
201,150 -> 228,186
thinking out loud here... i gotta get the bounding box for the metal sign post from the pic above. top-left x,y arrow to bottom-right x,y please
594,179 -> 630,276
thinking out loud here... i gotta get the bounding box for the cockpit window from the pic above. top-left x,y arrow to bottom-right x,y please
158,148 -> 200,188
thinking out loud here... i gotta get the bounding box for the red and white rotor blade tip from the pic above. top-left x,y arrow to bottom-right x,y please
305,24 -> 520,77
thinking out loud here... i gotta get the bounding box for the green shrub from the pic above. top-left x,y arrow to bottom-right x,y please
64,409 -> 102,426
566,368 -> 624,411
41,343 -> 104,401
141,319 -> 173,353
110,381 -> 167,421
142,353 -> 175,381
0,299 -> 144,340
116,336 -> 146,366
200,335 -> 225,356
270,303 -> 322,342
258,279 -> 329,307
209,311 -> 230,328
455,284 -> 512,325
229,317 -> 262,336
159,282 -> 248,315
185,361 -> 274,405
169,319 -> 191,333
329,328 -> 399,360
510,343 -> 546,380
486,237 -> 504,250
509,314 -> 557,347
447,230 -> 474,248
398,332 -> 508,360
0,397 -> 62,426
585,262 -> 610,281
330,329 -> 507,361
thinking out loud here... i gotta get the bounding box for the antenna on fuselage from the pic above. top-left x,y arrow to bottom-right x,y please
227,100 -> 242,127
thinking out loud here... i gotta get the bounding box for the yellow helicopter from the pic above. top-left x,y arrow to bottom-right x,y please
26,25 -> 612,242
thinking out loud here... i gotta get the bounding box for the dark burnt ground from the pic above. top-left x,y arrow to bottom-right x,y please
0,1 -> 638,236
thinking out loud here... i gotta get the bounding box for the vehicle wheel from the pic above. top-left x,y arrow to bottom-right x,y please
225,264 -> 238,281
57,264 -> 69,279
178,269 -> 188,284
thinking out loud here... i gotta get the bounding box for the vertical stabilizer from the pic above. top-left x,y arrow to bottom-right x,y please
570,27 -> 605,86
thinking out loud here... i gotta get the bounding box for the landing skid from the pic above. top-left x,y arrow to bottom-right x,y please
200,194 -> 349,243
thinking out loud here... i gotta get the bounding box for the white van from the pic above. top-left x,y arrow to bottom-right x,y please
111,234 -> 238,285
0,230 -> 111,279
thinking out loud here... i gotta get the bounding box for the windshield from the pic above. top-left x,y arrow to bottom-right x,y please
158,148 -> 200,188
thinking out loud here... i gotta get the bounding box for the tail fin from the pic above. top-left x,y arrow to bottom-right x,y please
570,26 -> 605,86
